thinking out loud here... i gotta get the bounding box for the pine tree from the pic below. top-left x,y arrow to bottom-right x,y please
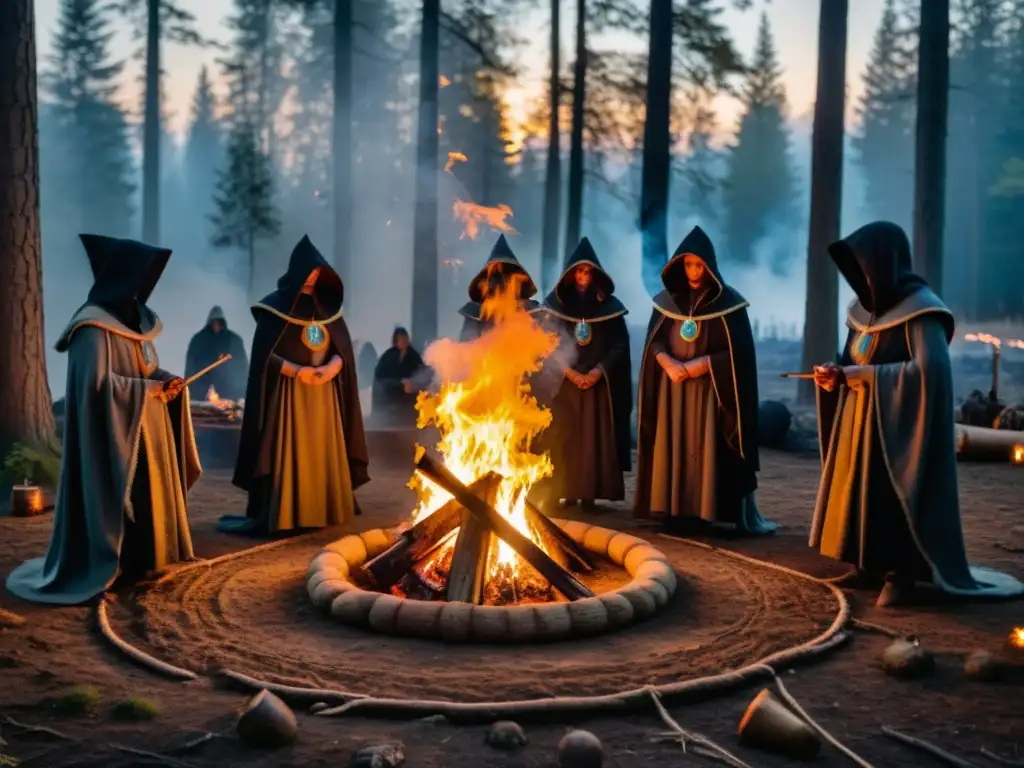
721,12 -> 797,271
209,121 -> 280,296
184,65 -> 222,192
852,0 -> 916,231
44,0 -> 135,235
682,93 -> 721,226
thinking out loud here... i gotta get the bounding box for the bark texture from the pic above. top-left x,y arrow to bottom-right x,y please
540,0 -> 562,292
564,0 -> 586,254
333,0 -> 353,288
142,0 -> 160,243
0,0 -> 55,455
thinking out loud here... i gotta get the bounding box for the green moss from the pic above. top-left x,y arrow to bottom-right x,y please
1,440 -> 62,488
111,696 -> 159,721
53,685 -> 102,716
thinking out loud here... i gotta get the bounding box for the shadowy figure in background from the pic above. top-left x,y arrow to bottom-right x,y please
372,327 -> 424,427
537,238 -> 632,509
811,221 -> 1024,607
459,234 -> 541,341
221,235 -> 369,537
634,226 -> 777,537
7,234 -> 200,605
185,305 -> 249,401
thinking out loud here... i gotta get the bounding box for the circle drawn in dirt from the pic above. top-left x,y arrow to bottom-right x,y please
306,521 -> 677,643
111,534 -> 840,703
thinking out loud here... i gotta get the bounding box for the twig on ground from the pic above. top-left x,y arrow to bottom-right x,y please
646,687 -> 754,768
995,544 -> 1024,554
851,618 -> 906,638
169,733 -> 222,754
152,533 -> 321,587
95,596 -> 197,681
882,726 -> 980,768
1,716 -> 74,740
110,744 -> 195,768
981,747 -> 1024,766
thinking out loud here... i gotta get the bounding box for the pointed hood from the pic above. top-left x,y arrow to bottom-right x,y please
84,236 -> 171,331
79,233 -> 117,278
827,221 -> 926,317
652,225 -> 747,320
257,235 -> 344,319
206,305 -> 227,326
467,234 -> 538,303
543,237 -> 626,320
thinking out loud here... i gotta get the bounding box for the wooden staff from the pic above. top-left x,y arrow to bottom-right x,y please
780,372 -> 816,379
184,354 -> 232,387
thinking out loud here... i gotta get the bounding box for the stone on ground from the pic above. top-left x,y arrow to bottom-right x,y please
882,639 -> 935,679
964,650 -> 1001,681
349,742 -> 404,767
558,729 -> 604,767
236,689 -> 297,748
486,720 -> 527,750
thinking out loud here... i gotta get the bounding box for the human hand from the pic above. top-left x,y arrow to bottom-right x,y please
296,366 -> 321,386
579,369 -> 602,390
157,377 -> 186,402
813,363 -> 844,392
323,355 -> 343,379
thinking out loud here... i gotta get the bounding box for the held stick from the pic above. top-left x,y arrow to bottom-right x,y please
184,354 -> 232,387
779,372 -> 816,379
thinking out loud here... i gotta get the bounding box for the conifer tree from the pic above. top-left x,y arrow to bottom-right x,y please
721,12 -> 797,270
44,0 -> 135,235
683,94 -> 721,226
184,65 -> 222,193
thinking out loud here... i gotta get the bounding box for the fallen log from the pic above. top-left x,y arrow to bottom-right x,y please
362,473 -> 501,589
955,424 -> 1024,463
414,447 -> 594,602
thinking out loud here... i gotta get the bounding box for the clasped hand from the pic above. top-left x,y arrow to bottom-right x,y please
297,356 -> 343,386
566,368 -> 601,390
153,377 -> 186,403
656,353 -> 689,384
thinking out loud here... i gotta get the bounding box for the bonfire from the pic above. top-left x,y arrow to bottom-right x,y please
192,385 -> 244,423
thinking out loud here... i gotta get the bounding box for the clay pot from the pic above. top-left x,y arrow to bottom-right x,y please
236,689 -> 297,748
11,484 -> 45,517
738,689 -> 821,759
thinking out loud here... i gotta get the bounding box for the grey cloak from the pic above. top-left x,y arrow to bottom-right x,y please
7,292 -> 200,605
812,221 -> 1022,597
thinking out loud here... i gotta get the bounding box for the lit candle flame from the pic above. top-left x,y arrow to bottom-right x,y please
1013,444 -> 1024,465
439,74 -> 450,87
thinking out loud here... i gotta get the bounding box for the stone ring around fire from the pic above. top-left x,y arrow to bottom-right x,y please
305,521 -> 677,643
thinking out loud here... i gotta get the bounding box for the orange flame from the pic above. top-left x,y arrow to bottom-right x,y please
410,274 -> 559,578
964,333 -> 1024,349
1013,445 -> 1024,465
1011,627 -> 1024,648
444,151 -> 468,174
452,201 -> 518,240
206,385 -> 233,410
439,74 -> 451,87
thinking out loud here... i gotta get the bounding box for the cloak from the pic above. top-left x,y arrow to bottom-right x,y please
6,236 -> 200,605
540,237 -> 633,472
459,234 -> 541,340
184,306 -> 249,400
634,226 -> 766,526
372,343 -> 425,427
232,235 -> 369,494
812,221 -> 1023,597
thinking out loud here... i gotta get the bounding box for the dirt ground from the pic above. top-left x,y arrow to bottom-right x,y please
1,442 -> 1022,768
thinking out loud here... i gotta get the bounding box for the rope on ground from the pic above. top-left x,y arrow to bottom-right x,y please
152,532 -> 322,587
95,595 -> 197,681
218,669 -> 368,704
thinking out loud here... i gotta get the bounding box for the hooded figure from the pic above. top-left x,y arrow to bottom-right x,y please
184,306 -> 249,400
536,238 -> 632,506
811,221 -> 1023,606
372,327 -> 424,427
6,235 -> 200,605
634,226 -> 777,535
459,234 -> 541,341
220,236 -> 369,536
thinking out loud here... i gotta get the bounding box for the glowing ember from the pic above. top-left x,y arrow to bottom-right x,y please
1014,445 -> 1024,465
452,201 -> 518,240
409,274 -> 559,590
439,74 -> 451,87
444,151 -> 468,174
1011,627 -> 1024,649
206,385 -> 233,410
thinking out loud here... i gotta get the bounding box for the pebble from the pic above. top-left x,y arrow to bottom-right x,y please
964,650 -> 1001,681
558,729 -> 604,768
882,638 -> 934,679
309,701 -> 330,714
485,720 -> 528,750
349,742 -> 405,767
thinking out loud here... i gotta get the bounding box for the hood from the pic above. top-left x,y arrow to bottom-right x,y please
552,237 -> 615,303
85,235 -> 171,314
661,226 -> 725,309
828,221 -> 926,316
206,305 -> 227,327
467,234 -> 538,303
272,235 -> 344,315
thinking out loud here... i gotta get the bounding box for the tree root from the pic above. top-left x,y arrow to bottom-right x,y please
110,744 -> 195,768
981,747 -> 1024,766
95,596 -> 197,681
646,687 -> 754,768
882,726 -> 980,768
1,716 -> 73,740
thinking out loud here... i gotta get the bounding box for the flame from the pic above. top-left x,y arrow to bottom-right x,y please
409,274 -> 559,580
206,385 -> 233,410
1013,444 -> 1024,465
964,333 -> 1024,350
444,151 -> 468,174
1011,627 -> 1024,648
452,201 -> 518,240
439,74 -> 451,87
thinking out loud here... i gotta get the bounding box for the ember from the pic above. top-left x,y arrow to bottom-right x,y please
444,151 -> 468,174
452,200 -> 517,240
1013,445 -> 1024,465
1012,627 -> 1024,648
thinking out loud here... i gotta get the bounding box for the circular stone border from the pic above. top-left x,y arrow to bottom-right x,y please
305,520 -> 678,643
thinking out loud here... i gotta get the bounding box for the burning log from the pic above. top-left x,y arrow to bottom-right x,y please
524,500 -> 594,573
414,447 -> 595,602
956,424 -> 1024,462
446,510 -> 493,604
362,473 -> 501,590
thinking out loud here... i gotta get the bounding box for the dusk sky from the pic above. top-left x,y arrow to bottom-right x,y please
33,0 -> 887,141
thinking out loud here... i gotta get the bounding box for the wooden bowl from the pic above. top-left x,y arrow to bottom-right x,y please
11,484 -> 46,517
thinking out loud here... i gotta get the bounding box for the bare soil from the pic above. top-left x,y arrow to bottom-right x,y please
1,445 -> 1022,768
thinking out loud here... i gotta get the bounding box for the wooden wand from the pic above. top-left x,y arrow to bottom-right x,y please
780,372 -> 816,379
184,354 -> 232,387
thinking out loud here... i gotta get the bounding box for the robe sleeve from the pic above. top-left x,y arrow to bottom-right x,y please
815,327 -> 857,459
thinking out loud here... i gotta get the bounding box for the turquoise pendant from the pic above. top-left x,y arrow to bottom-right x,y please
304,323 -> 328,351
140,342 -> 153,365
852,331 -> 874,364
574,320 -> 592,346
680,318 -> 700,342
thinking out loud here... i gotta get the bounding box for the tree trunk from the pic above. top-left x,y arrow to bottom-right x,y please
248,232 -> 255,300
912,0 -> 949,293
0,0 -> 56,456
411,0 -> 440,346
142,0 -> 160,243
333,0 -> 353,289
540,0 -> 562,291
639,0 -> 672,299
564,0 -> 586,255
797,0 -> 847,404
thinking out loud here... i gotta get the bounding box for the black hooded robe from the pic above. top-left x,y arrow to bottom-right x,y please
372,341 -> 424,427
537,238 -> 632,502
6,235 -> 201,605
811,221 -> 1022,597
634,226 -> 776,534
184,306 -> 249,401
459,234 -> 541,340
220,236 -> 369,536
